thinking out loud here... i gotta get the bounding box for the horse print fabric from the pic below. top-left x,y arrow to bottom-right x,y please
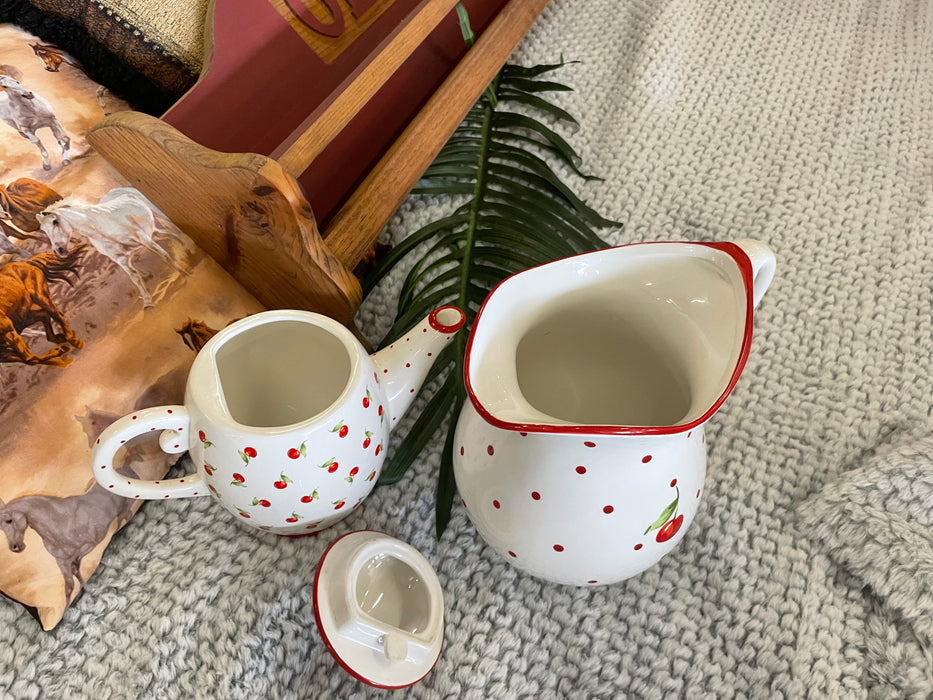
0,23 -> 263,629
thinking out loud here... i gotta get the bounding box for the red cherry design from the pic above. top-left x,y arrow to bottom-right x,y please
208,484 -> 217,494
274,481 -> 287,489
374,444 -> 382,456
378,405 -> 383,416
339,425 -> 349,438
363,391 -> 371,408
328,462 -> 339,474
204,464 -> 214,476
238,510 -> 250,518
655,514 -> 684,543
349,467 -> 359,477
301,490 -> 318,503
252,498 -> 271,508
367,470 -> 376,482
232,473 -> 245,483
285,512 -> 301,523
333,499 -> 346,510
363,430 -> 372,449
288,448 -> 301,460
243,447 -> 257,458
198,430 -> 206,442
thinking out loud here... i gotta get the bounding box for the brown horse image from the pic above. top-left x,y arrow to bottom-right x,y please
29,43 -> 80,73
0,178 -> 62,235
0,245 -> 85,367
176,317 -> 221,352
176,317 -> 246,352
0,469 -> 137,603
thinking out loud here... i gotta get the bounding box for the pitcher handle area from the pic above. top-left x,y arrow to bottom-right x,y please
733,239 -> 776,309
91,405 -> 205,500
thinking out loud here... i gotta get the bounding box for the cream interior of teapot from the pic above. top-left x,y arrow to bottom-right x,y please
211,319 -> 356,428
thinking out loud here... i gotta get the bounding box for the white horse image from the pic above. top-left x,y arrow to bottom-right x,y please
37,187 -> 190,308
0,74 -> 71,170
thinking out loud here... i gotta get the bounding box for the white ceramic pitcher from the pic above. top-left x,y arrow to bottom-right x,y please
91,307 -> 465,535
452,240 -> 775,585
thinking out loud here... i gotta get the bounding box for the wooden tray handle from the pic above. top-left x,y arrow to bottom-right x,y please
87,111 -> 361,323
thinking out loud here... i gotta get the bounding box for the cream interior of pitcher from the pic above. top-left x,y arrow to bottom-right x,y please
469,244 -> 750,429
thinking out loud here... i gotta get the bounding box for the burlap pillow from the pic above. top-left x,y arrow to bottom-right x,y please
0,24 -> 262,629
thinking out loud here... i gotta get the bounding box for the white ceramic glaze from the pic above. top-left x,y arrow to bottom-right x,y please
314,531 -> 444,689
453,240 -> 775,585
90,307 -> 465,535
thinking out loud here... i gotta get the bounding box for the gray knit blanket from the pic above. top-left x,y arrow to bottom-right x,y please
5,1 -> 933,697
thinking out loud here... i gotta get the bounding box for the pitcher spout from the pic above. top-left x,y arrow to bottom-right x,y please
371,306 -> 466,428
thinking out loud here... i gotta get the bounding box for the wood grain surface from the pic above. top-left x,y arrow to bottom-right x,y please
87,111 -> 362,323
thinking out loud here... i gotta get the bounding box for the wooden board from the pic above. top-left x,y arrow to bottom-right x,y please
89,0 -> 548,322
163,0 -> 509,226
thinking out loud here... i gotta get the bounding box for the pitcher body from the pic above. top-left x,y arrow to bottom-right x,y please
455,403 -> 707,585
453,240 -> 775,584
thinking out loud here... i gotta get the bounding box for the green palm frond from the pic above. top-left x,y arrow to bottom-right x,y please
362,49 -> 622,538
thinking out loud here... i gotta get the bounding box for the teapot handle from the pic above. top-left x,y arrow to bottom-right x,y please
91,405 -> 205,500
733,239 -> 776,309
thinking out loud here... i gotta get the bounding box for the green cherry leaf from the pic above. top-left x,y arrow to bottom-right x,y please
644,496 -> 679,534
300,442 -> 307,457
282,474 -> 293,484
239,451 -> 249,464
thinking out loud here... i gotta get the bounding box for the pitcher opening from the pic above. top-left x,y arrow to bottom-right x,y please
214,320 -> 351,428
355,554 -> 430,635
466,242 -> 754,433
516,307 -> 693,426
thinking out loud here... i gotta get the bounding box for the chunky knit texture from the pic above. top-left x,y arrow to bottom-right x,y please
4,0 -> 933,697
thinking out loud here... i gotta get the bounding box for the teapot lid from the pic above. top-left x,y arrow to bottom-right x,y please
313,531 -> 444,689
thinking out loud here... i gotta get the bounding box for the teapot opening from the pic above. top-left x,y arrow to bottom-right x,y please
355,553 -> 431,635
214,319 -> 351,428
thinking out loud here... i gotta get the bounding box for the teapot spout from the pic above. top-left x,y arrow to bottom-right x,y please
371,306 -> 466,429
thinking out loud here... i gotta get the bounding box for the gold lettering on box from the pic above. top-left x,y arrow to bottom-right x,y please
269,0 -> 397,63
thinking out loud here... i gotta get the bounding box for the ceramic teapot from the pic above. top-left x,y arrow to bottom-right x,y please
91,307 -> 465,535
453,240 -> 775,585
